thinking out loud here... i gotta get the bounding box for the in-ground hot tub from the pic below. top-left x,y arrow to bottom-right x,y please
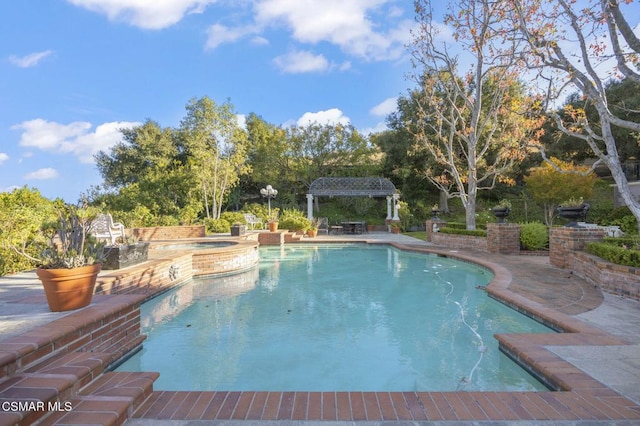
149,239 -> 260,277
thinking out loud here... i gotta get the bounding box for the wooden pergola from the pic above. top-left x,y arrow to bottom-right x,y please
306,177 -> 399,220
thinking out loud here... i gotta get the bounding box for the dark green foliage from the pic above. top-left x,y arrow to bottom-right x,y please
438,227 -> 487,237
444,222 -> 467,230
602,237 -> 640,250
519,222 -> 549,251
585,242 -> 640,268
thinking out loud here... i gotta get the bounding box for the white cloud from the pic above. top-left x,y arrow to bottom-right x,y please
361,121 -> 389,135
66,0 -> 216,29
254,0 -> 413,61
370,97 -> 398,117
24,168 -> 59,180
273,50 -> 329,73
297,108 -> 350,126
206,23 -> 256,50
9,50 -> 54,68
12,119 -> 141,164
0,153 -> 8,164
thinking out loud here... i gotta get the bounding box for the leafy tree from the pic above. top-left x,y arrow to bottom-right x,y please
93,120 -> 200,220
411,0 -> 545,229
178,96 -> 250,219
372,95 -> 436,210
0,187 -> 55,275
541,80 -> 640,168
288,122 -> 376,188
238,113 -> 295,207
509,0 -> 640,230
524,158 -> 598,225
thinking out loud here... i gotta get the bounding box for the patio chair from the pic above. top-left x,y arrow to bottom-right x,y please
317,217 -> 329,235
244,213 -> 264,230
90,213 -> 125,245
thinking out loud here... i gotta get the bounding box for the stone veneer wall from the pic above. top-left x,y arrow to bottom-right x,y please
132,225 -> 206,241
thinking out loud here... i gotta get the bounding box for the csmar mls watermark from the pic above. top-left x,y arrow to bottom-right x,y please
1,400 -> 73,412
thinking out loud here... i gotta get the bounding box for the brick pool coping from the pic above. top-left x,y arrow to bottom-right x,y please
1,238 -> 639,424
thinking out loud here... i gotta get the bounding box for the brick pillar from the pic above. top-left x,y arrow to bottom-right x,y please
425,219 -> 447,242
549,227 -> 605,268
258,230 -> 285,246
487,223 -> 521,255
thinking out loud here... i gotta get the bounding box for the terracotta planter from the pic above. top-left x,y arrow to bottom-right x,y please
307,228 -> 318,238
268,222 -> 279,232
36,263 -> 102,312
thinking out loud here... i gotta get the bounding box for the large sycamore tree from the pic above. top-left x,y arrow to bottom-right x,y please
508,0 -> 640,230
411,0 -> 544,229
179,96 -> 249,219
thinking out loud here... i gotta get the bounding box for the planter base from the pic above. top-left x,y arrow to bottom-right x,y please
103,243 -> 149,270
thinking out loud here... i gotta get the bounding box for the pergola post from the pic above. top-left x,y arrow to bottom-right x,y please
306,194 -> 314,220
392,193 -> 400,221
386,196 -> 392,220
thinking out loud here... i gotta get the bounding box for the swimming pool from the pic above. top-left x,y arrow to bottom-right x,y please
116,244 -> 552,392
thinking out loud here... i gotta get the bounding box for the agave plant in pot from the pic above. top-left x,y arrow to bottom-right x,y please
22,201 -> 105,312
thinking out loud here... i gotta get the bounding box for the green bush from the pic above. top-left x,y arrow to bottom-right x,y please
279,209 -> 311,231
204,218 -> 230,233
602,236 -> 640,249
585,242 -> 640,268
221,211 -> 246,226
445,221 -> 467,230
438,227 -> 487,237
519,222 -> 549,251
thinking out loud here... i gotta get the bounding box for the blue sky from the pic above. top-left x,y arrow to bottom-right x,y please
1,0 -> 416,202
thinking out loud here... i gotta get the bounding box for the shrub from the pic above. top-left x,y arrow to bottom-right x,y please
204,218 -> 230,233
221,211 -> 246,225
445,221 -> 467,230
519,222 -> 549,251
602,236 -> 640,249
585,242 -> 640,268
438,227 -> 487,237
279,209 -> 311,231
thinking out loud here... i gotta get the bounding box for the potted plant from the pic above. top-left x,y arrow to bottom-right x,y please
557,197 -> 589,227
307,218 -> 320,238
230,222 -> 247,236
390,223 -> 401,234
19,200 -> 105,312
267,210 -> 280,232
491,199 -> 511,223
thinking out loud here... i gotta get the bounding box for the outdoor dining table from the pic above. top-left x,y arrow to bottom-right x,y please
341,221 -> 365,234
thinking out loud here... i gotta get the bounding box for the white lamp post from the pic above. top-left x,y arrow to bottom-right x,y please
260,185 -> 278,216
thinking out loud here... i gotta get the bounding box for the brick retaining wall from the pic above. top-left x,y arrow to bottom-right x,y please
132,225 -> 206,240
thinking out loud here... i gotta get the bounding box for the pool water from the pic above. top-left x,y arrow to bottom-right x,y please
116,244 -> 552,392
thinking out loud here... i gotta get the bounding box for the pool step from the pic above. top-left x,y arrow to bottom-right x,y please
0,351 -> 112,425
37,371 -> 159,425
